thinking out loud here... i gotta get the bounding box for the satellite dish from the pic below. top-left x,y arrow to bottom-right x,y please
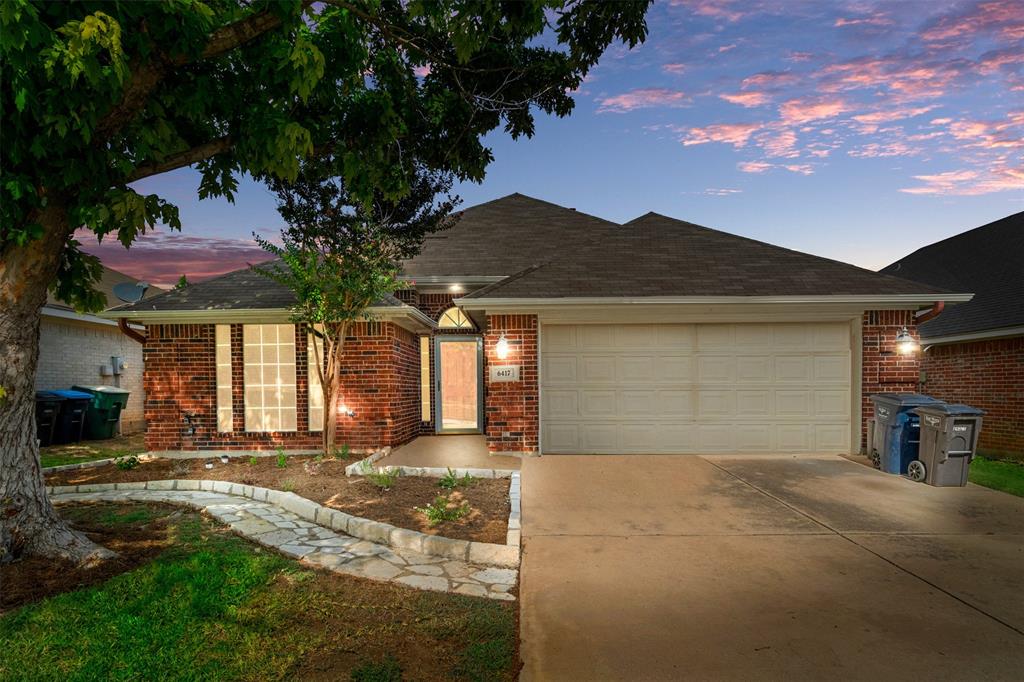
113,281 -> 150,304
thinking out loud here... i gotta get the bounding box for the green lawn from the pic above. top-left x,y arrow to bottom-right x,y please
0,504 -> 518,681
970,456 -> 1024,498
38,433 -> 146,468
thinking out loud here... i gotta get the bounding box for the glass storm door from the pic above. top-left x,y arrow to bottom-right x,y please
435,337 -> 482,433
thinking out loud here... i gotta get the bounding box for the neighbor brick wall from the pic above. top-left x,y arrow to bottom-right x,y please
921,336 -> 1024,459
484,314 -> 539,453
37,316 -> 146,433
861,310 -> 921,450
143,322 -> 420,452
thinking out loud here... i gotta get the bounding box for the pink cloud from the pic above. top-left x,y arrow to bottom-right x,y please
672,0 -> 746,23
848,142 -> 917,158
719,91 -> 771,107
682,122 -> 762,148
597,88 -> 689,113
756,128 -> 799,157
834,15 -> 893,29
920,0 -> 1024,43
900,165 -> 1024,195
702,188 -> 743,196
78,229 -> 275,289
738,161 -> 773,173
787,51 -> 815,63
782,164 -> 814,175
779,97 -> 850,125
718,43 -> 738,54
741,71 -> 799,89
413,64 -> 431,78
943,112 -> 1024,149
662,63 -> 687,74
850,105 -> 938,133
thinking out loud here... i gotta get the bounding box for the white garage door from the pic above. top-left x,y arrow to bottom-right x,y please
541,323 -> 852,454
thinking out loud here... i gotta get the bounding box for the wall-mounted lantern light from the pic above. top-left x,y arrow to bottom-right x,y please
338,404 -> 356,417
495,332 -> 510,360
895,326 -> 919,355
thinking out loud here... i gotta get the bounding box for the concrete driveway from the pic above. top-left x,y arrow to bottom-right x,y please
519,454 -> 1024,681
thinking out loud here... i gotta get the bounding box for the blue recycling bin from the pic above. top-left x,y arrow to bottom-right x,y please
50,389 -> 94,444
870,393 -> 942,474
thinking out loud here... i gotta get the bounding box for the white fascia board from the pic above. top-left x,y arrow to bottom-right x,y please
43,306 -> 145,330
922,325 -> 1024,346
455,293 -> 972,309
402,275 -> 505,284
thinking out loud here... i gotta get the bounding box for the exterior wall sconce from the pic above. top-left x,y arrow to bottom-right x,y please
495,332 -> 510,360
896,326 -> 919,355
338,404 -> 356,417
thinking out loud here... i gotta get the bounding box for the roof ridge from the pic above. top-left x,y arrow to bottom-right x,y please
627,212 -> 955,294
880,210 -> 1023,272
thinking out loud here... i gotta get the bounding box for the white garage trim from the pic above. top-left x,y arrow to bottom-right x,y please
539,321 -> 860,455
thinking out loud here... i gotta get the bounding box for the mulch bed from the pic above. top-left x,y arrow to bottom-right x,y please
45,456 -> 510,544
0,503 -> 177,614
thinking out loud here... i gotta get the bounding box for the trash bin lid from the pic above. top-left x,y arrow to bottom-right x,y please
35,390 -> 66,401
914,403 -> 985,417
72,385 -> 131,395
51,389 -> 94,400
870,393 -> 942,407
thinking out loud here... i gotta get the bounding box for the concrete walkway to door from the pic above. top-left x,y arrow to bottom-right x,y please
378,435 -> 522,471
519,454 -> 1024,681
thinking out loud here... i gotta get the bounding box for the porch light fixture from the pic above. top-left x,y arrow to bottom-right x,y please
338,404 -> 356,417
896,326 -> 918,355
449,283 -> 463,293
495,332 -> 510,360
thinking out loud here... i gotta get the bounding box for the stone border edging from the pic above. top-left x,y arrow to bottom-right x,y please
47,479 -> 519,568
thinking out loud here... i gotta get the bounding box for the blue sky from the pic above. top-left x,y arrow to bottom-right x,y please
86,0 -> 1023,288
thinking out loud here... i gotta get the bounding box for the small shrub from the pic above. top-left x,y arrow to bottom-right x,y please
314,452 -> 324,463
438,468 -> 476,490
281,480 -> 296,492
248,456 -> 258,466
115,455 -> 140,471
360,460 -> 398,490
276,447 -> 287,469
415,495 -> 470,526
334,443 -> 351,460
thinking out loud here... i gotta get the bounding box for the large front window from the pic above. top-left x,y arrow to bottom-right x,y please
243,324 -> 297,432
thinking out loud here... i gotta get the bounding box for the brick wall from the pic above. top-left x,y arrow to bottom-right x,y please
921,336 -> 1024,459
143,322 -> 420,452
861,310 -> 921,450
37,315 -> 146,433
484,315 -> 539,454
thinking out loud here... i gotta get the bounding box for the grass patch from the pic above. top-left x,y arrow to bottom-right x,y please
39,433 -> 145,468
1,503 -> 518,681
970,456 -> 1024,497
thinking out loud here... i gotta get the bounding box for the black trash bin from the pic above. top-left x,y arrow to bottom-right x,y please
35,391 -> 66,447
909,404 -> 985,487
50,389 -> 93,444
869,393 -> 942,474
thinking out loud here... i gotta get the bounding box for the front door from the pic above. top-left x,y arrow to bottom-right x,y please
435,337 -> 482,433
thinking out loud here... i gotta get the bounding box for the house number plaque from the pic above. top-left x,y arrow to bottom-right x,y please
489,365 -> 520,382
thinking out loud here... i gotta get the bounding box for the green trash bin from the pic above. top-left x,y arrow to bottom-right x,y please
72,385 -> 131,440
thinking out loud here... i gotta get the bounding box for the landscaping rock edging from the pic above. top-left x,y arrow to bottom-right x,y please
47,479 -> 520,568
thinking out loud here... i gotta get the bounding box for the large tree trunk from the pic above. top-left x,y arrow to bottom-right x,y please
0,199 -> 116,565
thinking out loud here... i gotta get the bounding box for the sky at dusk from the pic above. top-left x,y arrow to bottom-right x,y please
84,0 -> 1023,290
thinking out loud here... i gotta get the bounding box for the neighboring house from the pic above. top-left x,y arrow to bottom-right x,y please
881,212 -> 1024,460
38,266 -> 163,434
105,194 -> 966,456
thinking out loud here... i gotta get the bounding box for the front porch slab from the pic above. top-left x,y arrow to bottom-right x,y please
378,435 -> 522,471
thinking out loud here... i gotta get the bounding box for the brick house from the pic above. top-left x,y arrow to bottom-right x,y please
38,266 -> 162,433
105,194 -> 967,456
881,212 -> 1023,460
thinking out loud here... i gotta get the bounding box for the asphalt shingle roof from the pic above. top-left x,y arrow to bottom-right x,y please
879,212 -> 1024,339
464,211 -> 950,299
47,265 -> 164,311
108,265 -> 405,314
401,193 -> 618,278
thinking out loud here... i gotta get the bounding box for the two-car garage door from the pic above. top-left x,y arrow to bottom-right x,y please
541,322 -> 853,454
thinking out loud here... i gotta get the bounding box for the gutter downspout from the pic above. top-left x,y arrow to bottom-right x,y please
118,318 -> 147,344
916,300 -> 945,325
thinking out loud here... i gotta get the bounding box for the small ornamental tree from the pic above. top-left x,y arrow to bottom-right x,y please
255,160 -> 457,454
0,0 -> 650,564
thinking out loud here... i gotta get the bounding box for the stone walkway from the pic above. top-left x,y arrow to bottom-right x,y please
52,488 -> 517,601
